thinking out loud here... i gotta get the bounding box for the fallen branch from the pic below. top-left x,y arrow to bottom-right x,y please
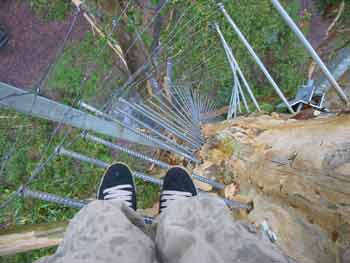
70,0 -> 129,74
326,1 -> 345,36
308,1 -> 345,79
336,28 -> 350,33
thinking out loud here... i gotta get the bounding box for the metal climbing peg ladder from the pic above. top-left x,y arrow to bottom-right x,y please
6,0 -> 340,220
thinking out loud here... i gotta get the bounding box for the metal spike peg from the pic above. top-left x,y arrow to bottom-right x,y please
79,101 -> 201,163
57,147 -> 162,186
20,186 -> 87,209
119,98 -> 202,148
83,133 -> 224,190
192,173 -> 224,190
20,186 -> 154,224
113,108 -> 196,155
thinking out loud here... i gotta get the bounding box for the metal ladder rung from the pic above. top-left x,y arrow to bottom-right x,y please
56,147 -> 162,185
83,133 -> 224,190
56,147 -> 247,209
79,101 -> 201,164
20,186 -> 153,224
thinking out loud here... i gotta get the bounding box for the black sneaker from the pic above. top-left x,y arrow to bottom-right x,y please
159,167 -> 197,213
97,163 -> 137,210
0,27 -> 8,48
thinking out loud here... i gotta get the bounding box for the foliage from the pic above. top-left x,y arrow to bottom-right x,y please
0,247 -> 56,263
165,0 -> 310,110
316,0 -> 350,12
260,103 -> 275,113
2,0 -> 343,260
46,32 -> 117,105
0,32 -> 160,261
29,0 -> 72,21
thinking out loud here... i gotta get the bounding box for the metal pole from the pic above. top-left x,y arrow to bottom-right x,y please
167,58 -> 173,88
221,28 -> 248,114
21,183 -> 248,211
21,186 -> 250,218
214,23 -> 260,111
58,145 -> 228,193
237,79 -> 249,113
113,108 -> 195,155
170,85 -> 195,121
148,98 -> 199,134
149,90 -> 199,129
84,132 -> 171,169
233,77 -> 239,118
148,94 -> 200,134
80,101 -> 200,163
270,0 -> 349,105
218,3 -> 295,113
119,98 -> 202,148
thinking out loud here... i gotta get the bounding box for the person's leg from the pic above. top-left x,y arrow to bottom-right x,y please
155,167 -> 295,263
36,163 -> 156,263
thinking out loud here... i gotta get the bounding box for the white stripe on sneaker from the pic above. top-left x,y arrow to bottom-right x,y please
160,190 -> 192,211
103,184 -> 133,207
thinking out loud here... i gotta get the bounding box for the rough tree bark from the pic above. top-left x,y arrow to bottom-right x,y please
96,0 -> 173,97
197,113 -> 350,263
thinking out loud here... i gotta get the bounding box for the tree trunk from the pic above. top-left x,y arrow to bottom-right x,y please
199,113 -> 350,263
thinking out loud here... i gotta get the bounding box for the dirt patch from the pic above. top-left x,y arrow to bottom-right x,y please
299,0 -> 329,49
0,0 -> 89,89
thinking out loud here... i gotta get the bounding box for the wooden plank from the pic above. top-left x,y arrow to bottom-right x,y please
0,222 -> 67,256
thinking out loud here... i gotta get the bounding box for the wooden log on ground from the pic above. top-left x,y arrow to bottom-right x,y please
0,222 -> 67,256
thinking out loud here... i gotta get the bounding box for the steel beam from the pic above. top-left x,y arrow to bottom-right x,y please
270,0 -> 349,105
0,82 -> 155,148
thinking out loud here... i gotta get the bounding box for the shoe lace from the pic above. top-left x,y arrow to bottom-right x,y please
103,184 -> 133,208
160,190 -> 192,211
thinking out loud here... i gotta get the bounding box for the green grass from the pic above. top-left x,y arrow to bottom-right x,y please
0,247 -> 57,263
166,0 -> 311,111
46,33 -> 113,104
1,0 -> 346,261
0,30 -> 160,261
29,0 -> 73,21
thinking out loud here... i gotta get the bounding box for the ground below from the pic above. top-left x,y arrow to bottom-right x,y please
0,0 -> 88,89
